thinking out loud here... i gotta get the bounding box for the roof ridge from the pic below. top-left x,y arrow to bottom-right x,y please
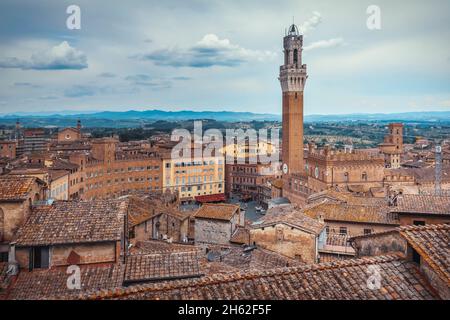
203,202 -> 238,207
399,223 -> 449,232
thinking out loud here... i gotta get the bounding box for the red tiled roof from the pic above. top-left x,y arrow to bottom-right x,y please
0,263 -> 8,292
127,196 -> 189,228
14,200 -> 126,246
194,203 -> 239,221
130,240 -> 198,255
0,176 -> 43,202
399,224 -> 449,285
307,189 -> 386,206
7,264 -> 124,300
252,205 -> 324,235
127,196 -> 160,227
124,251 -> 202,284
303,202 -> 398,225
392,194 -> 450,215
75,255 -> 438,300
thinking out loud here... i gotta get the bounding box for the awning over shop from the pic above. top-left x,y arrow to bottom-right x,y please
195,193 -> 226,203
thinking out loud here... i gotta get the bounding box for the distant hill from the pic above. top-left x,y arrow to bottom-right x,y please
0,109 -> 448,127
304,111 -> 450,123
0,109 -> 279,124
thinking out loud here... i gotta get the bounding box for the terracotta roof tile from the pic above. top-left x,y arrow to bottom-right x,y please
194,203 -> 239,221
303,202 -> 398,225
251,204 -> 324,235
7,264 -> 124,300
126,196 -> 192,227
392,195 -> 450,215
127,196 -> 160,227
124,251 -> 202,284
75,255 -> 438,300
130,240 -> 199,255
50,159 -> 79,171
14,200 -> 126,246
0,176 -> 42,202
203,245 -> 302,271
399,224 -> 449,284
0,263 -> 8,292
198,260 -> 240,275
308,190 -> 387,206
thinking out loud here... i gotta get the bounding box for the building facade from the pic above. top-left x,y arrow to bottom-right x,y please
0,141 -> 16,159
162,154 -> 225,203
379,123 -> 404,169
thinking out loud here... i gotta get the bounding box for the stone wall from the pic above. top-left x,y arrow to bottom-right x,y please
420,259 -> 449,300
398,214 -> 450,226
250,224 -> 317,264
325,221 -> 395,238
0,202 -> 29,243
51,242 -> 117,266
133,221 -> 151,242
153,214 -> 186,242
15,241 -> 118,269
0,181 -> 44,243
352,232 -> 407,257
195,219 -> 231,245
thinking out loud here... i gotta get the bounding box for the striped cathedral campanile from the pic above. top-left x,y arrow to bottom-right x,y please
279,23 -> 307,177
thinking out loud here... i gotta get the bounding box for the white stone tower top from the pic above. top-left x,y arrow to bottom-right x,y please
279,24 -> 308,93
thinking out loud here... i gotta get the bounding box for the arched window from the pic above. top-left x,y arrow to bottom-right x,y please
362,172 -> 368,181
293,49 -> 298,64
344,172 -> 349,182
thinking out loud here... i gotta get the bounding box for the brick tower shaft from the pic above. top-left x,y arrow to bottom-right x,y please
282,92 -> 304,174
279,23 -> 307,176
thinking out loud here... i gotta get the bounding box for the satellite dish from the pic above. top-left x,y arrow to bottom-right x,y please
282,163 -> 288,174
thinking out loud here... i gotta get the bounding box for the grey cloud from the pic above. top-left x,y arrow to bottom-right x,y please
125,74 -> 171,88
304,38 -> 345,51
138,34 -> 275,68
14,82 -> 32,86
172,76 -> 191,81
0,41 -> 87,70
64,85 -> 95,98
39,95 -> 58,100
98,72 -> 116,78
13,82 -> 41,88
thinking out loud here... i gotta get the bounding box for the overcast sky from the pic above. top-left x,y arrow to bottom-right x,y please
0,0 -> 449,115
